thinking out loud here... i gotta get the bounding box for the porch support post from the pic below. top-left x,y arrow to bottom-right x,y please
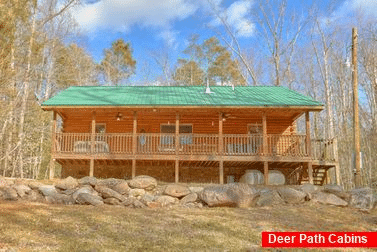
90,111 -> 96,177
132,159 -> 136,178
305,111 -> 313,184
132,111 -> 137,178
334,138 -> 341,185
50,111 -> 57,179
175,160 -> 179,183
175,114 -> 180,183
264,161 -> 269,185
219,113 -> 224,184
305,111 -> 311,157
308,162 -> 313,184
262,113 -> 268,155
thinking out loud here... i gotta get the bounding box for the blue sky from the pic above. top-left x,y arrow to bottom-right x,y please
70,0 -> 377,84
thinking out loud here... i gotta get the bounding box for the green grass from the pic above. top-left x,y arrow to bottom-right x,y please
0,201 -> 376,251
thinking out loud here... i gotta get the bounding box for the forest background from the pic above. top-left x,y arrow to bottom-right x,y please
0,0 -> 376,190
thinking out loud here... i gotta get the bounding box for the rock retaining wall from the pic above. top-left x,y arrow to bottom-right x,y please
0,175 -> 376,211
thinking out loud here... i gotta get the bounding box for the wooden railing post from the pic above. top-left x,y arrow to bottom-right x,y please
305,111 -> 313,184
89,111 -> 96,177
305,111 -> 311,157
262,113 -> 268,156
219,113 -> 224,184
175,114 -> 180,183
52,111 -> 57,154
132,111 -> 137,178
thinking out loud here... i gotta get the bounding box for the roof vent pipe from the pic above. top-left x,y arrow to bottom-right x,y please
205,78 -> 213,94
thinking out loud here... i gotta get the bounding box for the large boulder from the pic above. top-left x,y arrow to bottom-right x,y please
268,170 -> 286,185
46,194 -> 75,205
112,181 -> 130,195
140,194 -> 155,206
164,184 -> 191,198
103,197 -> 121,205
0,177 -> 9,188
349,187 -> 377,211
277,187 -> 307,204
323,185 -> 350,201
13,184 -> 32,198
94,185 -> 126,201
189,187 -> 204,194
78,176 -> 97,186
311,191 -> 348,206
24,190 -> 45,202
128,175 -> 157,190
154,195 -> 179,207
256,189 -> 285,207
55,176 -> 79,190
180,193 -> 198,204
240,170 -> 264,185
132,199 -> 146,208
0,186 -> 18,201
199,183 -> 259,208
27,181 -> 44,190
129,188 -> 146,198
299,183 -> 319,194
76,193 -> 104,206
121,197 -> 136,207
72,186 -> 99,201
97,178 -> 122,188
38,185 -> 58,197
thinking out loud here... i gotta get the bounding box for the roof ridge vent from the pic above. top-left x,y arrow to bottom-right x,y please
205,78 -> 214,94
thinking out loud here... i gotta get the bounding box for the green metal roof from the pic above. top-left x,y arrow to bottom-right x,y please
41,86 -> 323,108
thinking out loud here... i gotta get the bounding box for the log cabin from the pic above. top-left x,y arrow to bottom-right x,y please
41,86 -> 340,185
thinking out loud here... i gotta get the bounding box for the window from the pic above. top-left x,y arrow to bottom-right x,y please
160,124 -> 192,133
95,123 -> 106,141
95,123 -> 106,133
160,124 -> 193,145
247,123 -> 262,134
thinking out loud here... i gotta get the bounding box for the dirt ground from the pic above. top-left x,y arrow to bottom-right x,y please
0,200 -> 376,252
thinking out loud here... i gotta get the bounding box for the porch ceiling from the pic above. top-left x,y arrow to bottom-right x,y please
54,107 -> 306,122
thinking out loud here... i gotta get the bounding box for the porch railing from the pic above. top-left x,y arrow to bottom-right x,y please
53,132 -> 337,161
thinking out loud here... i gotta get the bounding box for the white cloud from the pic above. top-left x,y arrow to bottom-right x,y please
209,0 -> 255,38
328,0 -> 377,22
73,0 -> 198,33
158,29 -> 180,49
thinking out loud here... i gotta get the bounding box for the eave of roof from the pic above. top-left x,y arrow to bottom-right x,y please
41,86 -> 324,110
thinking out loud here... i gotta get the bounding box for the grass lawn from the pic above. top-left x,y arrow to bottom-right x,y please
0,201 -> 376,252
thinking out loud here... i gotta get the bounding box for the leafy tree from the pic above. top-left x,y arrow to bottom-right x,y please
100,39 -> 136,85
54,43 -> 97,88
173,60 -> 204,86
174,35 -> 245,86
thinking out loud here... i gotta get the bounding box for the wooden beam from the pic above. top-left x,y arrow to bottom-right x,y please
89,159 -> 94,177
308,162 -> 313,184
175,159 -> 179,183
264,161 -> 269,185
219,160 -> 224,184
262,113 -> 268,156
52,111 -> 57,154
175,114 -> 180,155
305,111 -> 311,157
89,111 -> 96,177
219,113 -> 223,154
132,159 -> 136,178
132,111 -> 137,156
219,113 -> 224,184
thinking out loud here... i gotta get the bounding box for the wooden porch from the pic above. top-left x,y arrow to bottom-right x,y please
52,131 -> 340,185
